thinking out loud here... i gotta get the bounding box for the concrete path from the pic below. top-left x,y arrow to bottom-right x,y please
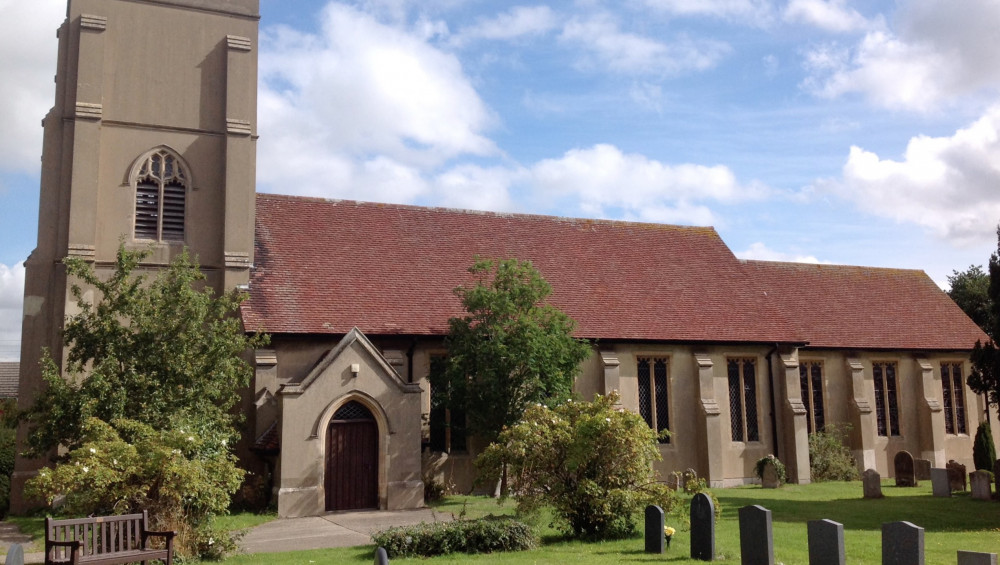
238,508 -> 455,554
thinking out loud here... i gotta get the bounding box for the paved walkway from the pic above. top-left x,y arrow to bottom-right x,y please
239,507 -> 455,554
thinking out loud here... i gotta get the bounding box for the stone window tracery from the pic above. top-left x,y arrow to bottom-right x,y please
132,148 -> 187,242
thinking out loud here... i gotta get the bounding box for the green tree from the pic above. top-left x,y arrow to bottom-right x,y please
477,392 -> 677,540
948,264 -> 993,337
20,245 -> 267,558
968,227 -> 1000,421
437,258 -> 591,447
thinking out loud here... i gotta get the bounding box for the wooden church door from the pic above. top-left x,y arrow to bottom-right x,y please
325,401 -> 379,511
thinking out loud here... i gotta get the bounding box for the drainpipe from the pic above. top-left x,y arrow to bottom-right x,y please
765,344 -> 780,460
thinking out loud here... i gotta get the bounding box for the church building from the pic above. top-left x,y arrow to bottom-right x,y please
13,0 -> 995,518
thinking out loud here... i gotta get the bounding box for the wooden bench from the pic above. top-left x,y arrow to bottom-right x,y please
45,511 -> 174,565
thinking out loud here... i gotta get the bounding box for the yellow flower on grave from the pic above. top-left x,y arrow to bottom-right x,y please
664,526 -> 676,537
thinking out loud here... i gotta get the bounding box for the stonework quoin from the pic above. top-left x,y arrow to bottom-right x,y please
947,460 -> 968,492
913,458 -> 931,481
894,451 -> 916,487
931,468 -> 951,497
690,493 -> 715,562
863,468 -> 883,499
970,470 -> 992,501
882,521 -> 924,565
807,519 -> 845,565
738,505 -> 774,565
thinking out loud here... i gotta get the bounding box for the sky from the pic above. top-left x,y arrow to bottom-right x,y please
3,0 -> 1000,360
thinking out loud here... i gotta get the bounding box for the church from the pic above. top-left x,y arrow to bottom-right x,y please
13,0 -> 995,518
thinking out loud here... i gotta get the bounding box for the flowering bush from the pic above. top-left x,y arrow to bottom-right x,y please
477,392 -> 676,540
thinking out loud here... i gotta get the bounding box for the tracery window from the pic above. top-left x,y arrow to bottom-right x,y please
427,355 -> 466,453
799,361 -> 825,434
727,358 -> 759,442
873,361 -> 900,437
132,148 -> 187,242
637,357 -> 670,443
941,362 -> 967,435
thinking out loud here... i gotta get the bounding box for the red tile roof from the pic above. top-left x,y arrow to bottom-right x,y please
0,362 -> 17,398
744,260 -> 988,350
243,194 -> 802,343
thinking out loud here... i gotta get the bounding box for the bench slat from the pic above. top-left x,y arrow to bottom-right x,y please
45,513 -> 173,565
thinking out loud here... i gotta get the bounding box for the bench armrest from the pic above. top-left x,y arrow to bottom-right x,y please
47,540 -> 83,548
143,530 -> 176,539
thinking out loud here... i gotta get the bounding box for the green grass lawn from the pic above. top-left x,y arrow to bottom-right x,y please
224,481 -> 1000,564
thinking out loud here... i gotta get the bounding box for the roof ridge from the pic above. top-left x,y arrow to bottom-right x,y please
745,259 -> 930,276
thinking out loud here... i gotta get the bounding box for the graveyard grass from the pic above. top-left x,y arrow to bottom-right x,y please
221,480 -> 1000,564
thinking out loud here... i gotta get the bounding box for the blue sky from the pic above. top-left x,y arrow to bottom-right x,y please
2,0 -> 1000,359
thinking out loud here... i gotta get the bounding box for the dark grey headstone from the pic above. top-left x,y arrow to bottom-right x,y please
947,460 -> 967,492
882,521 -> 923,565
375,546 -> 389,565
931,468 -> 951,497
645,504 -> 665,554
739,505 -> 774,565
690,492 -> 715,561
957,550 -> 998,565
971,470 -> 992,501
894,451 -> 916,487
863,468 -> 883,499
808,519 -> 845,565
913,458 -> 931,480
4,543 -> 24,565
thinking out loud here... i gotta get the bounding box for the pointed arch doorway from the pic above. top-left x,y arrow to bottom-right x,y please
325,401 -> 379,511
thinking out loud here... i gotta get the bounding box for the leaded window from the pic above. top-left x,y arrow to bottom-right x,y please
637,357 -> 670,443
799,361 -> 825,434
727,358 -> 759,442
428,355 -> 466,453
941,362 -> 967,435
133,148 -> 187,242
873,361 -> 900,437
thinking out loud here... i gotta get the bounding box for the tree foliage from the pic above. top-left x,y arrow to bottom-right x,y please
968,227 -> 1000,416
948,264 -> 993,338
20,245 -> 267,558
477,393 -> 677,540
438,258 -> 591,445
973,421 -> 996,472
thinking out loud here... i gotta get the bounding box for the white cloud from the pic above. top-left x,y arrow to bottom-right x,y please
736,242 -> 826,263
803,0 -> 1000,111
450,6 -> 557,46
783,0 -> 871,33
257,3 -> 498,198
636,0 -> 775,25
559,14 -> 731,76
833,105 -> 1000,246
0,262 -> 24,361
0,0 -> 63,174
528,144 -> 768,222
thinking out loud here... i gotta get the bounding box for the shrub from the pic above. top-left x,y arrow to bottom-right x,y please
477,392 -> 677,540
808,424 -> 860,482
973,421 -> 997,471
754,454 -> 787,485
372,516 -> 535,558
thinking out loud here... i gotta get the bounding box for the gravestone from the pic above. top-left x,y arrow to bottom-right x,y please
882,521 -> 924,565
958,550 -> 999,565
4,543 -> 23,565
863,468 -> 883,499
739,505 -> 774,565
931,468 -> 951,497
970,470 -> 992,501
690,492 -> 715,561
807,519 -> 845,565
645,504 -> 665,553
947,460 -> 967,492
894,451 -> 916,487
683,468 -> 699,492
761,459 -> 780,489
375,546 -> 390,565
994,459 -> 1000,497
913,458 -> 931,481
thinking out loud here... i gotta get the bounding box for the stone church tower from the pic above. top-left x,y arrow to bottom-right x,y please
12,0 -> 259,512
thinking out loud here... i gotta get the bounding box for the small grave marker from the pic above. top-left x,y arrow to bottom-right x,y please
971,470 -> 992,501
913,458 -> 931,480
931,468 -> 951,497
761,459 -> 780,489
739,505 -> 774,565
645,504 -> 665,554
947,460 -> 967,492
375,546 -> 390,565
690,492 -> 715,561
863,468 -> 883,499
882,521 -> 924,565
807,519 -> 845,565
957,550 -> 998,565
4,543 -> 24,565
894,451 -> 916,487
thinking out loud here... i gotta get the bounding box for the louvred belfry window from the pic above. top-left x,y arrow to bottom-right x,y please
133,149 -> 187,241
